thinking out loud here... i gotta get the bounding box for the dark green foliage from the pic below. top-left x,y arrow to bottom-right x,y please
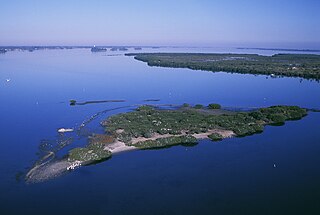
267,114 -> 287,124
136,105 -> 155,112
126,53 -> 320,80
208,103 -> 221,109
68,143 -> 112,162
133,135 -> 197,149
69,99 -> 77,106
194,104 -> 204,109
208,133 -> 223,141
103,104 -> 307,142
66,105 -> 306,161
249,111 -> 266,120
182,103 -> 190,107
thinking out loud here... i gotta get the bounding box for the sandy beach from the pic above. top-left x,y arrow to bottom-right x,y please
105,129 -> 235,154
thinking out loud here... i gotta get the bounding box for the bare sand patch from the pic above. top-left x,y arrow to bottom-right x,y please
105,129 -> 235,154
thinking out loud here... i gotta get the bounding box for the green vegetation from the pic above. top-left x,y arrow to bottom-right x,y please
126,53 -> 320,80
66,104 -> 307,164
103,105 -> 307,143
208,103 -> 221,109
137,105 -> 155,112
68,142 -> 112,163
194,104 -> 204,109
69,99 -> 77,106
208,133 -> 223,141
132,135 -> 197,149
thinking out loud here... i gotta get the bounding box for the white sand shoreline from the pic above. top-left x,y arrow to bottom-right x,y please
105,129 -> 235,154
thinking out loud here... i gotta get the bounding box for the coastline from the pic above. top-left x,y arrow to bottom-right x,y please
104,128 -> 235,154
26,105 -> 307,183
126,53 -> 320,80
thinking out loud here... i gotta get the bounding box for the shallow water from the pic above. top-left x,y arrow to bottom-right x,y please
0,47 -> 319,214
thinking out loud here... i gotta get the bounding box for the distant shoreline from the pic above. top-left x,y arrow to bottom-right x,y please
127,52 -> 320,80
1,46 -> 320,53
238,47 -> 320,53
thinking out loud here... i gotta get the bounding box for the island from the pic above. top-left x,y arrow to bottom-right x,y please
237,47 -> 320,53
110,47 -> 129,51
125,53 -> 320,80
0,46 -> 92,52
26,103 -> 308,183
68,104 -> 307,163
91,46 -> 107,52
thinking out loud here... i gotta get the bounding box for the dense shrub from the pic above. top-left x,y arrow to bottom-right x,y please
208,133 -> 223,141
208,103 -> 221,109
134,135 -> 197,149
68,143 -> 112,162
194,104 -> 204,109
129,53 -> 320,80
103,104 -> 307,144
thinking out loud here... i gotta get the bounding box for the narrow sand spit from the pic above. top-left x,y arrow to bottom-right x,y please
28,129 -> 235,183
26,160 -> 71,183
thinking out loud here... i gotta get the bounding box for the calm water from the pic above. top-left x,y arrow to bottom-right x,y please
0,48 -> 320,215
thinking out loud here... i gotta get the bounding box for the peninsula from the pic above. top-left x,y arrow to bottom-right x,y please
126,53 -> 320,80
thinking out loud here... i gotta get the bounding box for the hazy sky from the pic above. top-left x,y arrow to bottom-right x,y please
1,0 -> 319,48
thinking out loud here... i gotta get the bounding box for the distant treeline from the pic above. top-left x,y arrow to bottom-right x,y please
0,46 -> 91,52
237,47 -> 320,53
126,53 -> 320,80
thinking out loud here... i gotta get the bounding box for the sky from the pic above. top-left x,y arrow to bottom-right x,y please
0,0 -> 320,48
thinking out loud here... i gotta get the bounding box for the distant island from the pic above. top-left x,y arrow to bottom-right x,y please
110,47 -> 128,51
237,47 -> 320,53
0,46 -> 144,53
0,46 -> 90,52
126,53 -> 320,80
91,46 -> 107,52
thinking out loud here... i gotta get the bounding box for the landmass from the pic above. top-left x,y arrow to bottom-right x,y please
110,47 -> 129,51
237,47 -> 320,53
69,99 -> 125,105
91,46 -> 107,52
126,53 -> 320,80
0,46 -> 91,52
0,46 -> 144,53
69,104 -> 307,162
25,103 -> 307,183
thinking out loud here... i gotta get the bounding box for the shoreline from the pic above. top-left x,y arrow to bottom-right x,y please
26,105 -> 307,183
104,128 -> 235,154
126,53 -> 320,80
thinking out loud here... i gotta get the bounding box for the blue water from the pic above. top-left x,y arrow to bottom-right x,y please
0,48 -> 320,215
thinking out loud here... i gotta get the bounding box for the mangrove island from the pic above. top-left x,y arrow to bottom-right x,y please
25,103 -> 308,183
68,104 -> 307,163
126,53 -> 320,80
